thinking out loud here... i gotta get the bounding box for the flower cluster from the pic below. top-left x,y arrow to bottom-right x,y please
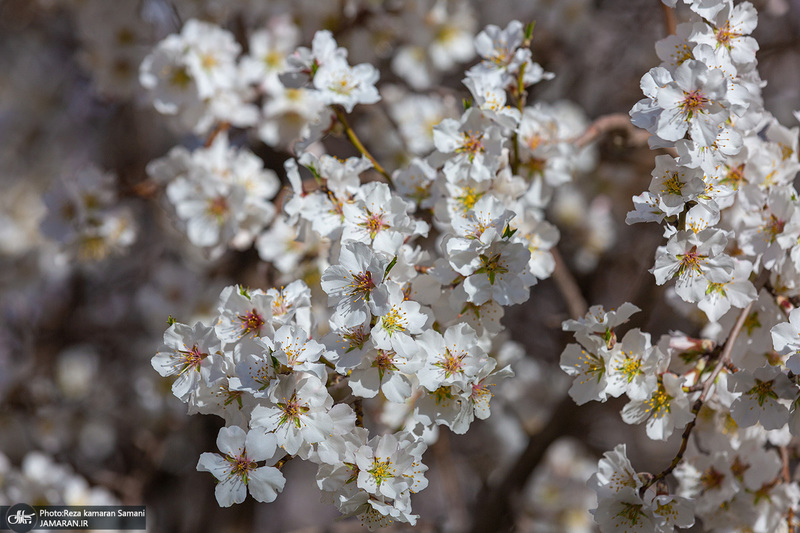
561,0 -> 800,530
17,0 -> 800,529
143,13 -> 604,526
40,164 -> 137,263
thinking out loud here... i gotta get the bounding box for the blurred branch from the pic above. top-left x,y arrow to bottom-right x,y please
551,248 -> 588,319
469,247 -> 588,532
431,431 -> 469,531
469,395 -> 583,533
661,3 -> 677,36
333,106 -> 393,185
571,113 -> 647,149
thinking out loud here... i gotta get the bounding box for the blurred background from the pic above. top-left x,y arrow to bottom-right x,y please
1,0 -> 799,531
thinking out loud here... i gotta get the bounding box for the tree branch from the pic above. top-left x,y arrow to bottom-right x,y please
333,107 -> 393,185
640,300 -> 755,494
469,247 -> 588,532
661,3 -> 677,36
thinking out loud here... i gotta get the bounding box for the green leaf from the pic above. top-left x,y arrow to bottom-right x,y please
167,315 -> 177,326
502,224 -> 517,239
524,21 -> 536,42
384,256 -> 398,280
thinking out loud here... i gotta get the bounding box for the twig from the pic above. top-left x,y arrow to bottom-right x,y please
661,3 -> 677,36
332,107 -> 393,185
204,121 -> 230,148
469,246 -> 588,532
431,431 -> 469,531
551,248 -> 588,319
353,398 -> 364,427
784,445 -> 795,530
781,446 -> 791,483
640,300 -> 755,494
570,113 -> 640,149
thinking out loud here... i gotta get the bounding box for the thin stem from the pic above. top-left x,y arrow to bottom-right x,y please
781,446 -> 791,483
551,247 -> 588,319
661,3 -> 677,36
640,300 -> 755,495
570,113 -> 640,149
510,59 -> 528,176
353,398 -> 364,428
204,121 -> 230,148
702,300 -> 754,400
319,355 -> 337,371
332,107 -> 393,185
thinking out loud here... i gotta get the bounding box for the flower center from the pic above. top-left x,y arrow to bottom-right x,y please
764,214 -> 786,243
228,454 -> 257,479
457,186 -> 483,211
169,66 -> 192,89
457,130 -> 485,160
431,385 -> 455,405
373,349 -> 399,381
677,246 -> 705,277
348,271 -> 376,301
645,385 -> 670,419
715,22 -> 740,48
662,172 -> 685,196
381,307 -> 407,334
272,295 -> 289,317
746,379 -> 778,407
342,326 -> 369,350
330,74 -> 358,95
701,467 -> 725,491
576,349 -> 605,382
722,163 -> 745,188
475,253 -> 508,285
361,213 -> 387,239
278,396 -> 309,427
435,349 -> 465,378
207,196 -> 229,220
616,354 -> 643,382
615,502 -> 647,525
680,90 -> 709,118
238,309 -> 265,336
178,345 -> 206,374
368,458 -> 394,485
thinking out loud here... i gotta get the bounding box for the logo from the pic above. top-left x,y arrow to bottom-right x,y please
5,504 -> 37,533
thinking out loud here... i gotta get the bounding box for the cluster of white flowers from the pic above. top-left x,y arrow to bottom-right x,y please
146,133 -> 280,253
0,451 -> 118,506
20,0 -> 800,529
558,0 -> 800,531
144,13 -> 605,527
40,164 -> 137,263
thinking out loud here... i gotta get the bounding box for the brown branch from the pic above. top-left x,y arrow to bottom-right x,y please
469,394 -> 584,533
570,113 -> 642,149
551,247 -> 588,319
204,121 -> 230,148
469,248 -> 589,532
431,431 -> 469,531
333,107 -> 393,185
661,3 -> 677,36
640,300 -> 755,494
